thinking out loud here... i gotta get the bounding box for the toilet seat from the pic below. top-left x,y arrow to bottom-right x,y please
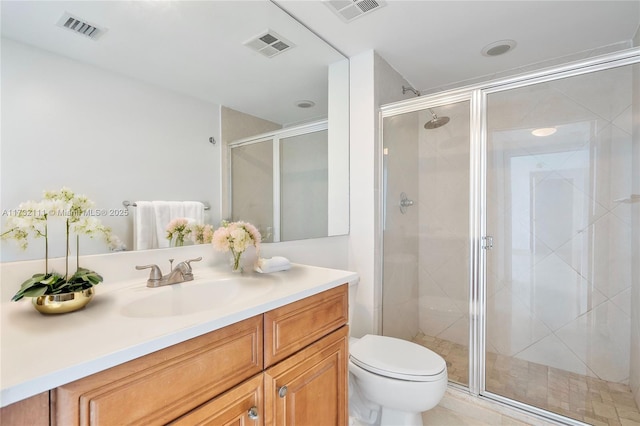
350,335 -> 446,382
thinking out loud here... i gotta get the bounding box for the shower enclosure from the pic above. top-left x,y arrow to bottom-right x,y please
380,49 -> 639,424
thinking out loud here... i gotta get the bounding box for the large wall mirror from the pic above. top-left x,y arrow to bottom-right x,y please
0,0 -> 349,262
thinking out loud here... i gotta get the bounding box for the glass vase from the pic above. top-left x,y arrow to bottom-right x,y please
230,250 -> 243,273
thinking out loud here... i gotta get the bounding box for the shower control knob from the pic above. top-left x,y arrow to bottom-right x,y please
278,385 -> 288,398
399,192 -> 414,214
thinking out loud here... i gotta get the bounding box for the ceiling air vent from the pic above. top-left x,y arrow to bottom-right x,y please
56,12 -> 106,40
244,30 -> 295,58
326,0 -> 387,22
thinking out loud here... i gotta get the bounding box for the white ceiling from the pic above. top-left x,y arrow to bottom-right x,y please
277,0 -> 640,94
2,1 -> 639,125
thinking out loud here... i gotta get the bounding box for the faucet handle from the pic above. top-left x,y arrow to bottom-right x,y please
136,264 -> 163,281
184,257 -> 202,270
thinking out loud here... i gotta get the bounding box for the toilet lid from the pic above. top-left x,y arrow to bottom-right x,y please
350,335 -> 446,381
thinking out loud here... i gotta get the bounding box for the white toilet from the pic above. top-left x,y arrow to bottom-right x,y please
347,286 -> 448,426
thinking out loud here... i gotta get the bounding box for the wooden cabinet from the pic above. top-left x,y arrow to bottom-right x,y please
2,284 -> 348,426
265,326 -> 348,426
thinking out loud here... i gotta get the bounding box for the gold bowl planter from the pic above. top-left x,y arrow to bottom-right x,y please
32,288 -> 94,314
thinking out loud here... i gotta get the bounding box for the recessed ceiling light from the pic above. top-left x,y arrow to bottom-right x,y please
481,39 -> 517,57
295,100 -> 315,108
531,127 -> 557,137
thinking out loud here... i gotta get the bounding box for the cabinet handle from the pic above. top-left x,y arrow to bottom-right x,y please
248,406 -> 259,420
278,385 -> 288,398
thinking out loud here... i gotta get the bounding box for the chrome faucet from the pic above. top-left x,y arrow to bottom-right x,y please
136,257 -> 202,288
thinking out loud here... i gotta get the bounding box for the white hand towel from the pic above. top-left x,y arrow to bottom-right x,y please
133,201 -> 157,250
183,201 -> 205,225
254,256 -> 291,273
152,201 -> 185,248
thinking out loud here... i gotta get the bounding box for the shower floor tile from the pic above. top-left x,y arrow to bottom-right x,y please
413,333 -> 640,426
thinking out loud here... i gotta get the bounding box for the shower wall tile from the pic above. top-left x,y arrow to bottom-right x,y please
556,213 -> 632,299
428,253 -> 470,314
418,269 -> 465,337
514,254 -> 607,331
556,301 -> 631,383
486,288 -> 551,356
614,104 -> 633,135
611,287 -> 632,317
437,316 -> 469,348
550,65 -> 632,124
418,224 -> 466,274
515,334 -> 595,378
417,101 -> 471,349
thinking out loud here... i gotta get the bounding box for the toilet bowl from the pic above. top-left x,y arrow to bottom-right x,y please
348,334 -> 447,426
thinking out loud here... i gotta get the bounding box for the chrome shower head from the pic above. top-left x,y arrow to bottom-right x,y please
424,109 -> 450,129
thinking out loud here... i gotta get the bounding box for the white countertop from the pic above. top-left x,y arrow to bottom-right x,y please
0,263 -> 357,407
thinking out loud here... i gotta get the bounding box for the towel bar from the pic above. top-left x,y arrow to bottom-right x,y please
122,200 -> 211,210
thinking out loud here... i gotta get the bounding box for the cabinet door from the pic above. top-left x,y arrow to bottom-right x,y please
170,374 -> 264,426
0,391 -> 49,426
264,326 -> 348,426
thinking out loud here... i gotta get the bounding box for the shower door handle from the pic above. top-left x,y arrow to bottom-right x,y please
482,236 -> 494,250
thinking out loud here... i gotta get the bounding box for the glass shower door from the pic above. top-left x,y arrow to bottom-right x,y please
484,64 -> 636,423
381,100 -> 471,386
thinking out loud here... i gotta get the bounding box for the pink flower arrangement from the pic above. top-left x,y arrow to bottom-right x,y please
191,224 -> 214,244
212,221 -> 261,271
165,218 -> 192,247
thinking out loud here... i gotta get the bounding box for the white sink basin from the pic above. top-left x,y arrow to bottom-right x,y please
120,276 -> 275,318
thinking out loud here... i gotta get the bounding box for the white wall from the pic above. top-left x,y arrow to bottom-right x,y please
328,59 -> 350,237
1,39 -> 221,260
347,50 -> 418,338
348,51 -> 377,337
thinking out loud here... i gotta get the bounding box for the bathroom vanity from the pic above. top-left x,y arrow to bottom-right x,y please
0,262 -> 356,425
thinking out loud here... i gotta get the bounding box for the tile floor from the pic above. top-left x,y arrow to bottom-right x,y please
414,333 -> 640,426
422,387 -> 556,426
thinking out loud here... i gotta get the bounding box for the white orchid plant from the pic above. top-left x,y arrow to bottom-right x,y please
1,187 -> 122,301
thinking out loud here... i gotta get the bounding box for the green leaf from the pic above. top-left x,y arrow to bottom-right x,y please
21,285 -> 48,298
18,274 -> 47,290
11,269 -> 102,302
42,274 -> 62,286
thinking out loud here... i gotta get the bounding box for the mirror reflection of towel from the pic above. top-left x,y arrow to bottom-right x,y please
133,201 -> 157,250
184,201 -> 205,224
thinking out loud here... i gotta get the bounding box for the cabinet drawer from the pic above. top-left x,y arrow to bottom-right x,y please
54,315 -> 263,426
170,374 -> 264,426
264,284 -> 348,367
